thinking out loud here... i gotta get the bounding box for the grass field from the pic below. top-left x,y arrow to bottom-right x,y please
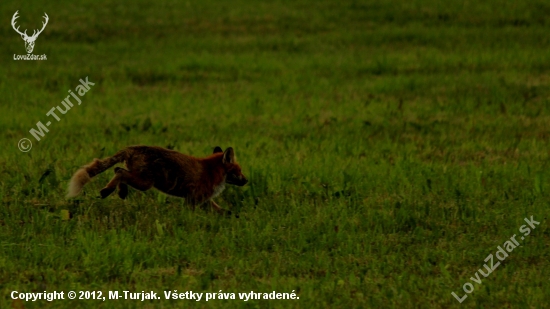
1,0 -> 550,308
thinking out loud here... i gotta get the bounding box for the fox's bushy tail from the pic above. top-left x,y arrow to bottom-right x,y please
67,150 -> 128,198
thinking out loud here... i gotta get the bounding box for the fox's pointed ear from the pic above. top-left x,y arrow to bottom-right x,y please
222,147 -> 235,164
213,146 -> 223,154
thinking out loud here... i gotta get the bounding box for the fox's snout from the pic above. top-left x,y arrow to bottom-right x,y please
233,174 -> 248,186
227,172 -> 248,186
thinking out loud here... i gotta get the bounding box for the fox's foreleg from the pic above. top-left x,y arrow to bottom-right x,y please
210,200 -> 223,212
210,200 -> 232,216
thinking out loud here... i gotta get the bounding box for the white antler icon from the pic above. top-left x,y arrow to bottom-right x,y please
11,10 -> 49,54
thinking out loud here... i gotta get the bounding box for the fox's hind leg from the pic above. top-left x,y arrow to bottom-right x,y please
100,167 -> 153,199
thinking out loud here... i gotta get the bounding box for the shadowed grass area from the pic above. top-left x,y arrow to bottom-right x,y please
0,0 -> 549,308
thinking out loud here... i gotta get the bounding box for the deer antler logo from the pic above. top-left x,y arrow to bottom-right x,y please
11,10 -> 49,54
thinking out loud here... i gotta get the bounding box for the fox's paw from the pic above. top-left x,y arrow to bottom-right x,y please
99,187 -> 116,199
118,184 -> 128,199
222,209 -> 239,218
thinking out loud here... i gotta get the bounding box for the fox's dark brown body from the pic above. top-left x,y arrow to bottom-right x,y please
67,146 -> 247,214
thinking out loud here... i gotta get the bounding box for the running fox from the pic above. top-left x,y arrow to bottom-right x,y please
67,146 -> 247,214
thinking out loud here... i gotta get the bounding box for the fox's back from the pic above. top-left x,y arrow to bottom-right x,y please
124,146 -> 202,190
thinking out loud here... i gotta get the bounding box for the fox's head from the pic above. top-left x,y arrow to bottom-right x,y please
214,146 -> 248,186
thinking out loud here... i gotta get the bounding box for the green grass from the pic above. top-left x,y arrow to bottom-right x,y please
1,0 -> 550,308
